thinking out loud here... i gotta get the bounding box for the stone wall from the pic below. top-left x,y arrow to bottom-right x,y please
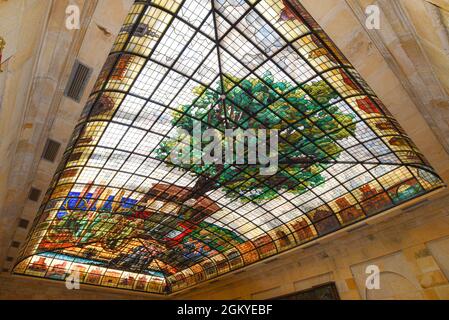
0,0 -> 53,265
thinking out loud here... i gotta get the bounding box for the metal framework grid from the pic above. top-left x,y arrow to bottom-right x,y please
14,0 -> 444,295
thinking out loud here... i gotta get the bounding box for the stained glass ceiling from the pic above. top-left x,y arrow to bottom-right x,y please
14,0 -> 444,295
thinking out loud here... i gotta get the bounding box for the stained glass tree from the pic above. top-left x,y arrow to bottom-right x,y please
156,73 -> 357,202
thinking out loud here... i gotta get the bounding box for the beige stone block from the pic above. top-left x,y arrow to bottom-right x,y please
416,256 -> 441,273
345,278 -> 357,290
423,288 -> 439,300
434,285 -> 449,299
418,271 -> 448,289
339,290 -> 361,300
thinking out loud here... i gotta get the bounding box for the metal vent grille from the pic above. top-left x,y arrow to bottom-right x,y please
11,241 -> 21,248
18,219 -> 30,229
42,139 -> 61,162
28,187 -> 42,202
64,60 -> 92,102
